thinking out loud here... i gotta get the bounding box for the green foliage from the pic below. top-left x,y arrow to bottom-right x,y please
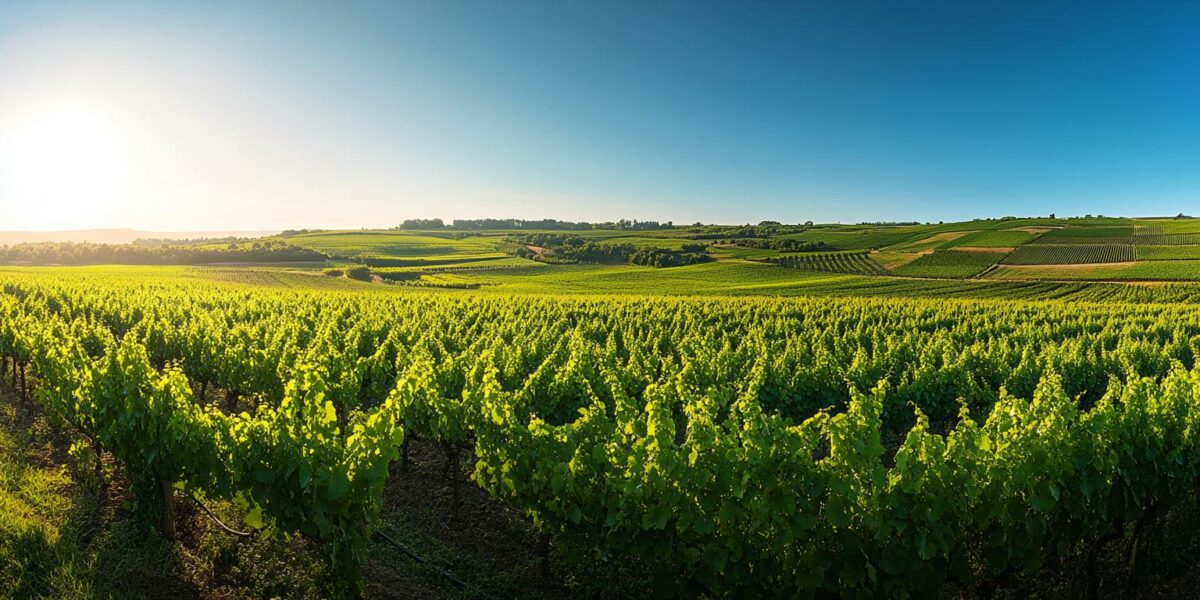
628,246 -> 710,268
0,241 -> 326,266
343,265 -> 373,281
9,264 -> 1200,596
3,296 -> 407,592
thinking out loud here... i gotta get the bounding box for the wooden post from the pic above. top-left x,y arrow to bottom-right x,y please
160,477 -> 176,541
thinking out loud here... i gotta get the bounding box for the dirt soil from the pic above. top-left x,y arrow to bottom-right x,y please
366,436 -> 570,599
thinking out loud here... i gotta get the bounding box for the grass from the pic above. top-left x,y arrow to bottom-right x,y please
0,394 -> 193,600
0,405 -> 100,599
0,388 -> 355,600
890,249 -> 1005,278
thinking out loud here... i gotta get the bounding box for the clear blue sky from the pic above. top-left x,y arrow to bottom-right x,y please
1,1 -> 1198,230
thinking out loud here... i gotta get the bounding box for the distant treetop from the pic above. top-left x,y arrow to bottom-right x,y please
399,218 -> 677,231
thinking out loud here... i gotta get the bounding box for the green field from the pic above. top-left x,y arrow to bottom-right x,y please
1029,225 -> 1133,244
884,231 -> 971,252
15,219 -> 1200,598
778,226 -> 933,250
707,244 -> 783,260
765,251 -> 888,275
1134,219 -> 1200,235
943,229 -> 1038,248
9,262 -> 1200,599
11,217 -> 1200,292
986,259 -> 1200,281
1002,243 -> 1135,265
1132,245 -> 1200,260
891,249 -> 1006,278
282,230 -> 507,265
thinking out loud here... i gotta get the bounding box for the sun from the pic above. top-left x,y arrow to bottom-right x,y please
0,101 -> 129,230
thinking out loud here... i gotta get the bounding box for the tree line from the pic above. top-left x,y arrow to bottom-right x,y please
0,241 -> 326,265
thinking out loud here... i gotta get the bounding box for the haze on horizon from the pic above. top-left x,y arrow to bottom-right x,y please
1,1 -> 1198,232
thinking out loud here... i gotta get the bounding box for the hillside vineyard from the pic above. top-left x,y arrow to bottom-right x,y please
4,272 -> 1200,596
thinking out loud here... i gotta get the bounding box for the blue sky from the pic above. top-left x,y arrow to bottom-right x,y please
1,1 -> 1198,229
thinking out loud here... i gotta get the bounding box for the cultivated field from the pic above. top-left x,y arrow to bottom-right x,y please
8,217 -> 1200,598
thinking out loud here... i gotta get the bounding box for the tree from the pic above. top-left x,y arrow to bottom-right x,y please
399,218 -> 445,229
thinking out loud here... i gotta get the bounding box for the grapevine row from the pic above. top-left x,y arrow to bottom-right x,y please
765,251 -> 889,275
1003,243 -> 1136,265
4,272 -> 1200,596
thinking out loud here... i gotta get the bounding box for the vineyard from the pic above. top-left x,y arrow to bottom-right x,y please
5,270 -> 1200,597
1133,232 -> 1200,245
1133,224 -> 1200,245
764,251 -> 888,275
1002,243 -> 1136,265
1030,226 -> 1134,245
890,249 -> 1003,278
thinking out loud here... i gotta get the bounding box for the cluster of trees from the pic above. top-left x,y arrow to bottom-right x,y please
514,238 -> 633,264
398,218 -> 677,231
682,223 -> 811,240
512,233 -> 587,248
134,235 -> 266,246
0,242 -> 327,266
278,228 -> 327,237
324,265 -> 373,281
510,234 -> 709,267
728,238 -> 830,252
628,246 -> 711,267
396,218 -> 448,229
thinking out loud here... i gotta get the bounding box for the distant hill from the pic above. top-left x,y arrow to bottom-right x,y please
0,229 -> 277,246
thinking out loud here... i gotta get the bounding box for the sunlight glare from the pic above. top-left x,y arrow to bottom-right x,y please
0,100 -> 129,229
